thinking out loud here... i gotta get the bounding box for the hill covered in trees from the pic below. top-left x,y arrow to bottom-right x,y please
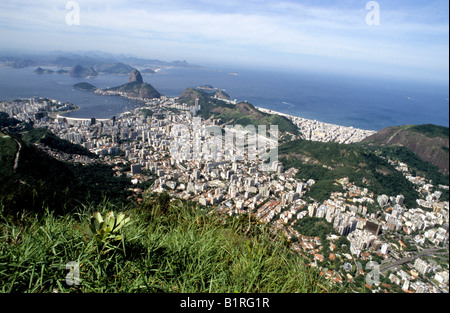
178,88 -> 299,136
0,126 -> 132,215
279,138 -> 449,206
362,124 -> 449,175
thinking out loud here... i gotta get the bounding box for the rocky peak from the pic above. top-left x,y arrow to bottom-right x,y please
129,69 -> 144,83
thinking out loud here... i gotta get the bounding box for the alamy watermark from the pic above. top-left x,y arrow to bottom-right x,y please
364,261 -> 381,286
170,117 -> 279,172
65,261 -> 80,286
366,1 -> 381,26
345,261 -> 381,286
64,2 -> 380,27
66,1 -> 80,26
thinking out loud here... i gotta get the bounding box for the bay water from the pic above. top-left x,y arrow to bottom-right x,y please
0,66 -> 448,131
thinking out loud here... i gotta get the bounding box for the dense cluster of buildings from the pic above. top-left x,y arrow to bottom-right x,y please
257,107 -> 376,144
1,96 -> 448,293
0,98 -> 78,121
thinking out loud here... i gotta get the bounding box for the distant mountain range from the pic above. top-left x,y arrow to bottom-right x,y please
2,50 -> 200,80
0,50 -> 201,70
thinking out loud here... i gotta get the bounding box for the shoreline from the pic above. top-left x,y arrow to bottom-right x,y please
48,105 -> 81,119
254,106 -> 377,143
254,106 -> 377,133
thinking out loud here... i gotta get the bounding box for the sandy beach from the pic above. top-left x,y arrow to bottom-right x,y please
254,106 -> 377,144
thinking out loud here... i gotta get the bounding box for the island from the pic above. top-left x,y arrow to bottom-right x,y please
34,67 -> 55,74
73,82 -> 97,92
197,85 -> 218,91
141,68 -> 156,74
95,69 -> 162,100
68,65 -> 98,78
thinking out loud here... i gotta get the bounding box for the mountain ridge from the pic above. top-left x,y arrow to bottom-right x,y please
0,51 -> 201,70
68,65 -> 98,77
177,88 -> 300,136
362,124 -> 449,175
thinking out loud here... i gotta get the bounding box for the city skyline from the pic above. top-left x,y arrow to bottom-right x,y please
0,0 -> 448,83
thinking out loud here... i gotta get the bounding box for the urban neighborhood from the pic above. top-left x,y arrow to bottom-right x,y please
1,95 -> 448,293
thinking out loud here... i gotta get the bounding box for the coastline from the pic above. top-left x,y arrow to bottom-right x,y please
255,106 -> 373,131
49,95 -> 378,144
254,106 -> 377,143
48,106 -> 81,119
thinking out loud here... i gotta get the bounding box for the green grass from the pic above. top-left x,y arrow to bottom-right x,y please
0,195 -> 333,293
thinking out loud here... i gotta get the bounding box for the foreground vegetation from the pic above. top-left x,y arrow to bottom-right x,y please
0,194 -> 334,293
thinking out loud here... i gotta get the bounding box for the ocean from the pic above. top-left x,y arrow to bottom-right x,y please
0,66 -> 448,131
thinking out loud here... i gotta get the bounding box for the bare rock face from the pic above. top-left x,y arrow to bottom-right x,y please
129,69 -> 143,83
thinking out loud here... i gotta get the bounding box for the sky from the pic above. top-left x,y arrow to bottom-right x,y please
0,0 -> 448,83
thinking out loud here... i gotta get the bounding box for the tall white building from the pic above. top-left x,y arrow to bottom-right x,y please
308,205 -> 316,218
414,259 -> 432,275
381,243 -> 390,255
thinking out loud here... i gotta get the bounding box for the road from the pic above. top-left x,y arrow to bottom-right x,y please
13,138 -> 22,173
380,248 -> 446,273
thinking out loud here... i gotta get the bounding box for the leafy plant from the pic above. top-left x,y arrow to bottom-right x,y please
86,211 -> 131,245
0,198 -> 335,293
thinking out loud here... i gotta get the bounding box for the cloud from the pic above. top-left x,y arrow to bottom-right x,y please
0,0 -> 448,81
